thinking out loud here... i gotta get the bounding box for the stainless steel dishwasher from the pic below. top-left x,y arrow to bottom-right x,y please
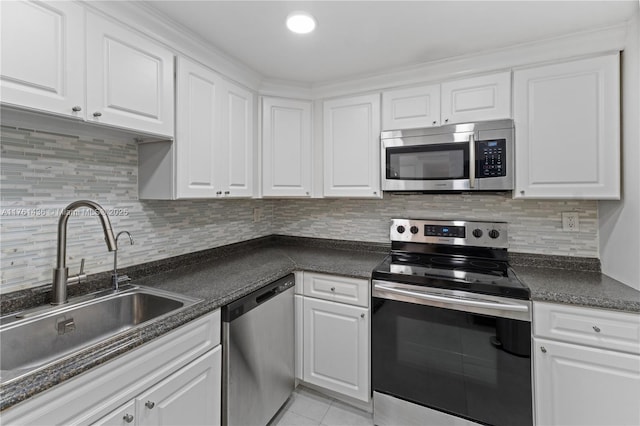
222,274 -> 295,426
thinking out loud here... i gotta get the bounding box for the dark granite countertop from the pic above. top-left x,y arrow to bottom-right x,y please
2,235 -> 639,412
513,265 -> 640,313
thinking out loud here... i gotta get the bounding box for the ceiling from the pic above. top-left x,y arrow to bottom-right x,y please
143,1 -> 638,85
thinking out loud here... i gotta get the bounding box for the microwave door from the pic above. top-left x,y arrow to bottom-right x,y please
384,141 -> 471,191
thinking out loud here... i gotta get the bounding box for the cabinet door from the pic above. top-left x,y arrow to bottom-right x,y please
323,94 -> 381,198
534,338 -> 640,426
441,72 -> 511,125
136,346 -> 221,426
91,401 -> 136,426
86,12 -> 174,137
221,82 -> 254,198
175,57 -> 222,198
382,84 -> 440,130
303,297 -> 369,402
262,97 -> 312,197
0,0 -> 84,118
513,54 -> 620,199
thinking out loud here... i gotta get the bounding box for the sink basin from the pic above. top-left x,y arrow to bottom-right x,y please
0,285 -> 200,384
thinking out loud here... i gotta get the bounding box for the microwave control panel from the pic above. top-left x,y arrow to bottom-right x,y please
477,139 -> 506,177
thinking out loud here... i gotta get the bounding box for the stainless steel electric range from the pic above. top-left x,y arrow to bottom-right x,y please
372,219 -> 532,426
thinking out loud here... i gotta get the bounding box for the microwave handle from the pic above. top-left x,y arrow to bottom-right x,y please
469,135 -> 476,188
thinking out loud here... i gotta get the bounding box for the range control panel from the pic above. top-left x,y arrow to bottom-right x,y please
390,219 -> 508,248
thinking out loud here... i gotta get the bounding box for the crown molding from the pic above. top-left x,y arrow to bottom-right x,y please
81,0 -> 263,92
309,22 -> 629,100
259,79 -> 314,100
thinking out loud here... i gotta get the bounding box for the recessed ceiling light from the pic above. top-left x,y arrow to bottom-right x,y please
286,11 -> 316,34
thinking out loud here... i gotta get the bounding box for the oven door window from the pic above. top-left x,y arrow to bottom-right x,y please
372,297 -> 532,426
385,143 -> 469,180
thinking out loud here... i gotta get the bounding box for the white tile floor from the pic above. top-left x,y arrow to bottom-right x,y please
269,386 -> 374,426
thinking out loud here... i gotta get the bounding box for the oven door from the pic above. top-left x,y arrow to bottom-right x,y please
372,281 -> 533,426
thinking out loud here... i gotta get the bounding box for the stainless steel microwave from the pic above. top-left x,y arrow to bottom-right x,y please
381,119 -> 514,192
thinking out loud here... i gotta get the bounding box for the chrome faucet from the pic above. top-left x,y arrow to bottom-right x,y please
112,231 -> 134,290
52,200 -> 117,305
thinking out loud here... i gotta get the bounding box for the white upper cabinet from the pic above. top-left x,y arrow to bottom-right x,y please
86,12 -> 174,138
382,84 -> 440,130
0,0 -> 85,118
142,57 -> 253,200
221,82 -> 254,198
262,97 -> 312,197
323,94 -> 381,198
175,58 -> 222,198
440,72 -> 511,125
513,54 -> 620,199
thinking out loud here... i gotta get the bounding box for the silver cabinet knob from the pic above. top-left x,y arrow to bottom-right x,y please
360,313 -> 365,318
432,121 -> 436,125
520,190 -> 525,195
224,191 -> 230,195
373,191 -> 377,195
593,326 -> 601,333
216,191 -> 222,195
330,287 -> 335,292
444,118 -> 449,123
540,346 -> 547,353
123,414 -> 134,423
145,400 -> 155,409
72,106 -> 82,112
93,112 -> 102,117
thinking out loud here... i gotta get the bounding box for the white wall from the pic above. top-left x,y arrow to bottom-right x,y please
599,12 -> 640,291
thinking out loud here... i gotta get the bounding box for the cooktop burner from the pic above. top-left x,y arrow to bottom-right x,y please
372,219 -> 531,300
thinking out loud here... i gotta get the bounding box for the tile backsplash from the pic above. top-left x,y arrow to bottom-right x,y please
1,125 -> 597,292
273,195 -> 598,255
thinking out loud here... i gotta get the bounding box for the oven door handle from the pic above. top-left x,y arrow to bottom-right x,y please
373,282 -> 530,321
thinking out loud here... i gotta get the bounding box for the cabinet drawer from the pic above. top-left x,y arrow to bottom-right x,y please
303,272 -> 369,307
534,302 -> 640,354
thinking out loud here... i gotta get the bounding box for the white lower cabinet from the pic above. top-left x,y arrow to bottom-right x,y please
296,272 -> 370,403
533,302 -> 640,426
1,311 -> 221,426
94,347 -> 221,426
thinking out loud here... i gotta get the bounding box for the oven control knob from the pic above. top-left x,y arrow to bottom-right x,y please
396,225 -> 406,234
410,226 -> 419,234
489,229 -> 500,239
472,229 -> 483,238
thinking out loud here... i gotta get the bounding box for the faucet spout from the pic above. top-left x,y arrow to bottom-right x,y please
52,200 -> 117,305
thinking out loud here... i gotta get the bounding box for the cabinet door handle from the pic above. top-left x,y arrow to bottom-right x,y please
145,400 -> 155,409
432,121 -> 436,125
72,106 -> 82,112
444,118 -> 449,123
224,191 -> 230,195
593,326 -> 601,333
360,313 -> 365,318
540,346 -> 547,353
93,112 -> 102,117
123,414 -> 134,423
330,287 -> 335,292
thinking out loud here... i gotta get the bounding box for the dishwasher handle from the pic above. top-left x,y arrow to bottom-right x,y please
256,287 -> 278,304
223,274 -> 295,322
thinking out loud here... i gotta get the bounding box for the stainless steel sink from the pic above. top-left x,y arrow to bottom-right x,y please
0,285 -> 200,384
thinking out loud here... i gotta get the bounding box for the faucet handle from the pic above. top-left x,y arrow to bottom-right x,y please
68,258 -> 87,286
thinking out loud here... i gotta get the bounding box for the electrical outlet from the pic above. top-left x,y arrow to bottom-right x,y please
253,207 -> 262,223
561,212 -> 580,232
